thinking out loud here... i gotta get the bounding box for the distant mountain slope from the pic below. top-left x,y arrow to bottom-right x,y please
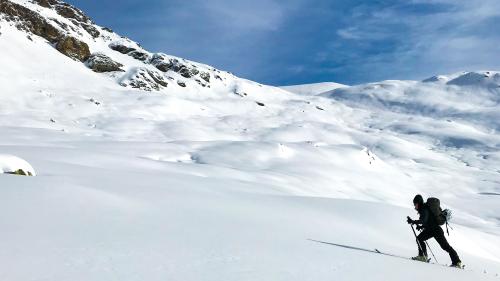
281,82 -> 347,95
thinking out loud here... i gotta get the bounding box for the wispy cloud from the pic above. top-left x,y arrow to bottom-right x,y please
324,0 -> 500,83
67,0 -> 500,86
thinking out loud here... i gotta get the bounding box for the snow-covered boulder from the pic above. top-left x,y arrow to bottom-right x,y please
86,53 -> 124,73
0,154 -> 36,176
109,41 -> 137,54
128,50 -> 150,62
119,67 -> 168,91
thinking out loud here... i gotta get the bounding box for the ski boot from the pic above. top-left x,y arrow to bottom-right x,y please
411,255 -> 429,262
450,261 -> 464,269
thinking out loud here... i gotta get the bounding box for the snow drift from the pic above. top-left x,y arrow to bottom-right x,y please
0,154 -> 36,175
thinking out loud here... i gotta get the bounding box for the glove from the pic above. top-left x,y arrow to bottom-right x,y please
407,216 -> 414,224
416,225 -> 423,231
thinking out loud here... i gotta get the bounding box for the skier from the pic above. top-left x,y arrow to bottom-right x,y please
407,194 -> 462,268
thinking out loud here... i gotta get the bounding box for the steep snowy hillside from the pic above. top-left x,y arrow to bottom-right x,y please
1,1 -> 500,280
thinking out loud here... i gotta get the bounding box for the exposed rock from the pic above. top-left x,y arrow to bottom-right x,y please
200,71 -> 210,83
177,81 -> 186,88
0,0 -> 62,43
53,3 -> 91,23
234,91 -> 246,97
148,69 -> 168,88
32,0 -> 58,8
109,42 -> 136,54
120,68 -> 168,91
86,53 -> 124,72
256,102 -> 265,107
150,53 -> 172,72
178,66 -> 193,78
56,36 -> 90,61
81,23 -> 100,38
150,53 -> 202,79
6,169 -> 33,176
30,0 -> 99,38
89,98 -> 101,105
102,27 -> 113,32
50,18 -> 74,33
128,50 -> 149,61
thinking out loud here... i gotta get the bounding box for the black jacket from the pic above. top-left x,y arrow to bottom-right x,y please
414,204 -> 437,229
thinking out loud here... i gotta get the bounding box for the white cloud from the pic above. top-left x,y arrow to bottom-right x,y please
331,0 -> 500,82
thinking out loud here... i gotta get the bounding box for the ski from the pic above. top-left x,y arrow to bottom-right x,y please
308,239 -> 464,269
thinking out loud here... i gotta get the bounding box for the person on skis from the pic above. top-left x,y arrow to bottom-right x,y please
407,194 -> 462,268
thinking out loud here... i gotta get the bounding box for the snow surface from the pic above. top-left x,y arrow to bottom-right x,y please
281,82 -> 347,95
1,1 -> 500,280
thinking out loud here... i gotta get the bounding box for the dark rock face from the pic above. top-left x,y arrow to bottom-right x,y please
128,50 -> 149,62
151,53 -> 209,82
81,24 -> 100,38
200,71 -> 210,83
120,68 -> 168,91
32,0 -> 58,8
56,36 -> 90,62
109,43 -> 151,62
177,81 -> 186,87
0,0 -> 62,43
0,0 -> 95,60
86,53 -> 124,72
54,3 -> 90,23
31,0 -> 100,38
109,42 -> 136,54
150,53 -> 172,72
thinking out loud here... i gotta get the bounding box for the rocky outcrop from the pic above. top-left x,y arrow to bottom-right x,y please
150,53 -> 210,83
200,71 -> 210,83
120,68 -> 168,91
0,0 -> 62,43
0,0 -> 93,61
56,36 -> 90,61
128,50 -> 149,62
109,42 -> 150,62
32,0 -> 100,38
109,42 -> 136,54
0,0 -> 221,93
86,53 -> 124,72
150,53 -> 172,72
32,0 -> 58,8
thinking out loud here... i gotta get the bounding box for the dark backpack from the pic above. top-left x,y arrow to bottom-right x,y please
426,197 -> 447,226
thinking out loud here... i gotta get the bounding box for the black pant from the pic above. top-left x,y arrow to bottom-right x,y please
417,226 -> 461,264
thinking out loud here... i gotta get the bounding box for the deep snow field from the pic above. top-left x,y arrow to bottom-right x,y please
1,2 -> 500,279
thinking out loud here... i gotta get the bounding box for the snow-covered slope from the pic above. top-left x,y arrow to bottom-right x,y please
1,1 -> 500,280
281,82 -> 347,95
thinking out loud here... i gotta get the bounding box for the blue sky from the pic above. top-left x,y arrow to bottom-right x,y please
66,0 -> 500,86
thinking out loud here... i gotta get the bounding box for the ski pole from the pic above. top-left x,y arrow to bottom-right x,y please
424,240 -> 439,264
409,224 -> 425,257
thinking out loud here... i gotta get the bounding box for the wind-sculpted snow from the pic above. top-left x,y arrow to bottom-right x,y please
1,1 -> 500,280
